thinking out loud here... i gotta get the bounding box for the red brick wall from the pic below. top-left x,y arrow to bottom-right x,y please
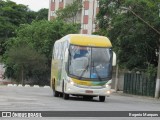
82,30 -> 88,34
83,15 -> 88,24
51,2 -> 55,11
59,2 -> 64,9
84,1 -> 89,10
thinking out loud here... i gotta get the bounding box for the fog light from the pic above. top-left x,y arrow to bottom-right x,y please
68,88 -> 71,91
107,91 -> 110,94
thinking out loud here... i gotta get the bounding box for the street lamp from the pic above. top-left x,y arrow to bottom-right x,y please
121,6 -> 160,98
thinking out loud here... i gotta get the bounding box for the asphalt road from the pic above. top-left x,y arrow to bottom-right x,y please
0,86 -> 160,120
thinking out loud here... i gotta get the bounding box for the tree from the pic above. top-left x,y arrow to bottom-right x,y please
12,20 -> 80,59
96,0 -> 160,71
35,8 -> 48,21
0,0 -> 48,55
0,0 -> 34,55
56,0 -> 82,23
3,19 -> 80,84
5,43 -> 46,85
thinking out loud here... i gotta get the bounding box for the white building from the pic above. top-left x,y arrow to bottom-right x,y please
48,0 -> 99,34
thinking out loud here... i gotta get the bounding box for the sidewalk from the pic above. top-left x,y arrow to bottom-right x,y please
111,89 -> 160,100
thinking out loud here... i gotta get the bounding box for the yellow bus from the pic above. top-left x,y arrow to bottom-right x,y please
51,34 -> 116,102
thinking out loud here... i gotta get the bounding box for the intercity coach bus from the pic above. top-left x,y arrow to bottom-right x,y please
51,34 -> 116,102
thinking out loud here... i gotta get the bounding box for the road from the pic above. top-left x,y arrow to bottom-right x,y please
0,86 -> 160,120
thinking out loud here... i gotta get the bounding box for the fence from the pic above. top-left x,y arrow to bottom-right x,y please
123,72 -> 156,97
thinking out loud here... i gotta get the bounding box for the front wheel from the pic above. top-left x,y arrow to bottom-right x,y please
63,92 -> 69,100
62,81 -> 69,100
53,81 -> 59,97
53,89 -> 59,97
99,96 -> 105,102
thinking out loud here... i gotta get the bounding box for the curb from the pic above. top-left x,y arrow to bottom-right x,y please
7,84 -> 50,88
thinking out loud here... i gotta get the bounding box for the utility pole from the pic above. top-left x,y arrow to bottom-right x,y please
155,5 -> 160,98
155,45 -> 160,98
121,7 -> 160,98
114,64 -> 119,92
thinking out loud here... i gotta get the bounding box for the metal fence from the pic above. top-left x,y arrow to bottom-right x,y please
123,72 -> 156,97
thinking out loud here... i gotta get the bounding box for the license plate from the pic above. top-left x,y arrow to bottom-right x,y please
85,90 -> 93,93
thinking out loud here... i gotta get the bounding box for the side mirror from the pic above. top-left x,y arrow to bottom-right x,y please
112,52 -> 116,66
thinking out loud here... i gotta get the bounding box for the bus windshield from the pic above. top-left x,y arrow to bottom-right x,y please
68,45 -> 112,80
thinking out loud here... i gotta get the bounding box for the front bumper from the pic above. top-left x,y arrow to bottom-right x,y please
64,83 -> 111,97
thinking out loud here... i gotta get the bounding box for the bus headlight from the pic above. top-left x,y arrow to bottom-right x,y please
105,84 -> 110,87
67,77 -> 74,85
70,81 -> 74,85
106,90 -> 111,94
105,80 -> 112,88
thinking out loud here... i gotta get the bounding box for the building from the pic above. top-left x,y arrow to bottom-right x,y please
48,0 -> 99,34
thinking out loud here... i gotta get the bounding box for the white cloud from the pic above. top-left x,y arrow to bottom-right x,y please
10,0 -> 49,11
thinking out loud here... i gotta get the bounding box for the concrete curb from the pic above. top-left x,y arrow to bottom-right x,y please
18,84 -> 23,87
7,84 -> 50,88
7,84 -> 13,87
33,85 -> 39,88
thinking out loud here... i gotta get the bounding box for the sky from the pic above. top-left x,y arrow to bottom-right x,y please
10,0 -> 49,11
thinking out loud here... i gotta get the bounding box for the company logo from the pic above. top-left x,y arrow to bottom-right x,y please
2,112 -> 11,117
1,112 -> 42,118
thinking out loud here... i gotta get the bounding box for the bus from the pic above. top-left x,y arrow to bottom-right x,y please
51,34 -> 116,102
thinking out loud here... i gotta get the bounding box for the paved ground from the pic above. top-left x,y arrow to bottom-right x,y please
0,86 -> 160,120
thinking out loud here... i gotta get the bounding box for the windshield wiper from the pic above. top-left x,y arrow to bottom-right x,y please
91,61 -> 102,81
94,67 -> 102,81
78,64 -> 89,80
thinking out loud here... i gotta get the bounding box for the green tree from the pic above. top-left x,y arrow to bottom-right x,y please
35,8 -> 48,21
0,0 -> 35,55
12,20 -> 80,59
56,0 -> 82,23
0,0 -> 48,56
96,0 -> 160,71
3,19 -> 80,84
5,43 -> 46,85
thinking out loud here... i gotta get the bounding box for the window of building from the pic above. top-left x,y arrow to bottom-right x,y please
50,11 -> 56,16
97,0 -> 99,7
83,24 -> 88,30
59,0 -> 63,2
52,0 -> 55,2
84,10 -> 89,15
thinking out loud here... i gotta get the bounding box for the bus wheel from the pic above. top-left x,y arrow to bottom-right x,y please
53,89 -> 59,97
62,81 -> 69,100
63,93 -> 69,100
53,83 -> 59,97
99,96 -> 105,102
59,93 -> 63,97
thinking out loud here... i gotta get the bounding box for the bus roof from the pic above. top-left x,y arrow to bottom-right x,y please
67,34 -> 112,47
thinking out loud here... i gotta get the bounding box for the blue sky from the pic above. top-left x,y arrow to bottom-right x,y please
10,0 -> 49,11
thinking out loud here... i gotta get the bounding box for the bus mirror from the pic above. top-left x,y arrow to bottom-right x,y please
64,50 -> 68,62
112,52 -> 116,66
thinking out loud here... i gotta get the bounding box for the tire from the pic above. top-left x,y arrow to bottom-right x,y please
99,96 -> 105,102
63,93 -> 69,100
53,81 -> 59,97
62,81 -> 69,100
59,93 -> 63,97
53,90 -> 59,97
